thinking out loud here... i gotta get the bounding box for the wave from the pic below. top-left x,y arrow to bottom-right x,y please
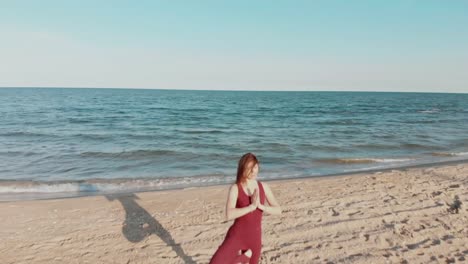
74,133 -> 114,140
0,131 -> 51,137
79,149 -> 186,159
0,131 -> 114,141
352,143 -> 398,150
351,143 -> 442,151
296,144 -> 347,152
0,175 -> 228,195
431,152 -> 468,157
417,108 -> 440,113
67,117 -> 93,124
174,128 -> 225,134
400,143 -> 445,150
262,142 -> 293,152
147,106 -> 171,110
0,151 -> 40,157
316,157 -> 414,164
314,120 -> 366,125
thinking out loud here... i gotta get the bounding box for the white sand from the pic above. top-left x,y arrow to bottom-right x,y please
1,162 -> 467,263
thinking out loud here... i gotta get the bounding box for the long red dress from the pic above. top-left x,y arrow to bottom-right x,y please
210,181 -> 266,264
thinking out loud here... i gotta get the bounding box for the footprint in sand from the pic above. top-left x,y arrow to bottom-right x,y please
414,224 -> 426,232
394,224 -> 413,238
400,218 -> 409,224
435,218 -> 451,230
329,208 -> 339,216
382,252 -> 392,258
440,234 -> 455,243
445,257 -> 456,263
405,238 -> 430,250
362,234 -> 370,241
385,238 -> 394,247
347,210 -> 361,217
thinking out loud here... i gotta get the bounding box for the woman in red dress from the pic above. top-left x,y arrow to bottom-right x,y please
210,153 -> 282,264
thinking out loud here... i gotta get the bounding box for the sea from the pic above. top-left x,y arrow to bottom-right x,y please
1,88 -> 467,201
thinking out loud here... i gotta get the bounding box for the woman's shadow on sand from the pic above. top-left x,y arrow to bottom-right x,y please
105,193 -> 196,264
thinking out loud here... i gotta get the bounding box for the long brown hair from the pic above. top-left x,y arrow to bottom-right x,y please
236,153 -> 259,184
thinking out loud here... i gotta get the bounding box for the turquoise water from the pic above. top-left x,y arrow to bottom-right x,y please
1,88 -> 467,200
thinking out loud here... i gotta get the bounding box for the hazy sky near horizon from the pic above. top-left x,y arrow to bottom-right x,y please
1,1 -> 468,93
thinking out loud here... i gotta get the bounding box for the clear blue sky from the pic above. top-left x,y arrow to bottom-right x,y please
1,1 -> 467,92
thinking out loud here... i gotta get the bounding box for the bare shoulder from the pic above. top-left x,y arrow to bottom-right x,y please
261,181 -> 271,191
226,184 -> 239,208
261,182 -> 278,196
229,184 -> 239,193
261,181 -> 280,206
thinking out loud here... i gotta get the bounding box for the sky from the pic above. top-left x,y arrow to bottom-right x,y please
1,1 -> 468,93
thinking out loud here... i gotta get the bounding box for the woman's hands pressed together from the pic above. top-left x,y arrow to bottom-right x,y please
249,188 -> 260,212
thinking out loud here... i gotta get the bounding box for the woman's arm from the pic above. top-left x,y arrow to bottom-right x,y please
225,184 -> 257,221
258,182 -> 282,215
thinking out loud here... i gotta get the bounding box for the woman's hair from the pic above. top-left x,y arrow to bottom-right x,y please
236,153 -> 259,184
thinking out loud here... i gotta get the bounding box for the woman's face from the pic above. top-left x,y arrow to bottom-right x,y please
247,163 -> 259,180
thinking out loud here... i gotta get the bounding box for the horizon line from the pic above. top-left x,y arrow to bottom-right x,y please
0,86 -> 467,94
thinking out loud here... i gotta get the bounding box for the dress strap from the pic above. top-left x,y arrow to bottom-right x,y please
236,182 -> 244,197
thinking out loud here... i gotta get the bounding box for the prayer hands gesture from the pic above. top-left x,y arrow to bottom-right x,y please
249,188 -> 261,211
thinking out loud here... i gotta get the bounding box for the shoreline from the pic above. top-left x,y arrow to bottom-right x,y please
1,157 -> 468,202
1,161 -> 467,263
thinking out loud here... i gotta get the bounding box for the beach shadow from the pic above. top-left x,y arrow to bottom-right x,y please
105,193 -> 196,264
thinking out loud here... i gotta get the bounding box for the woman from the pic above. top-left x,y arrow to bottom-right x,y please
210,153 -> 282,264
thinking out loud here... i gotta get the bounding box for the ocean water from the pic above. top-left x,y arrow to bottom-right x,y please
1,88 -> 467,200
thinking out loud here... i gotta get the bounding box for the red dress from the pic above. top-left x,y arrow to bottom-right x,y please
210,181 -> 266,264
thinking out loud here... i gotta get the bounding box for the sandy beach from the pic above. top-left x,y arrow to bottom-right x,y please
1,162 -> 467,264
